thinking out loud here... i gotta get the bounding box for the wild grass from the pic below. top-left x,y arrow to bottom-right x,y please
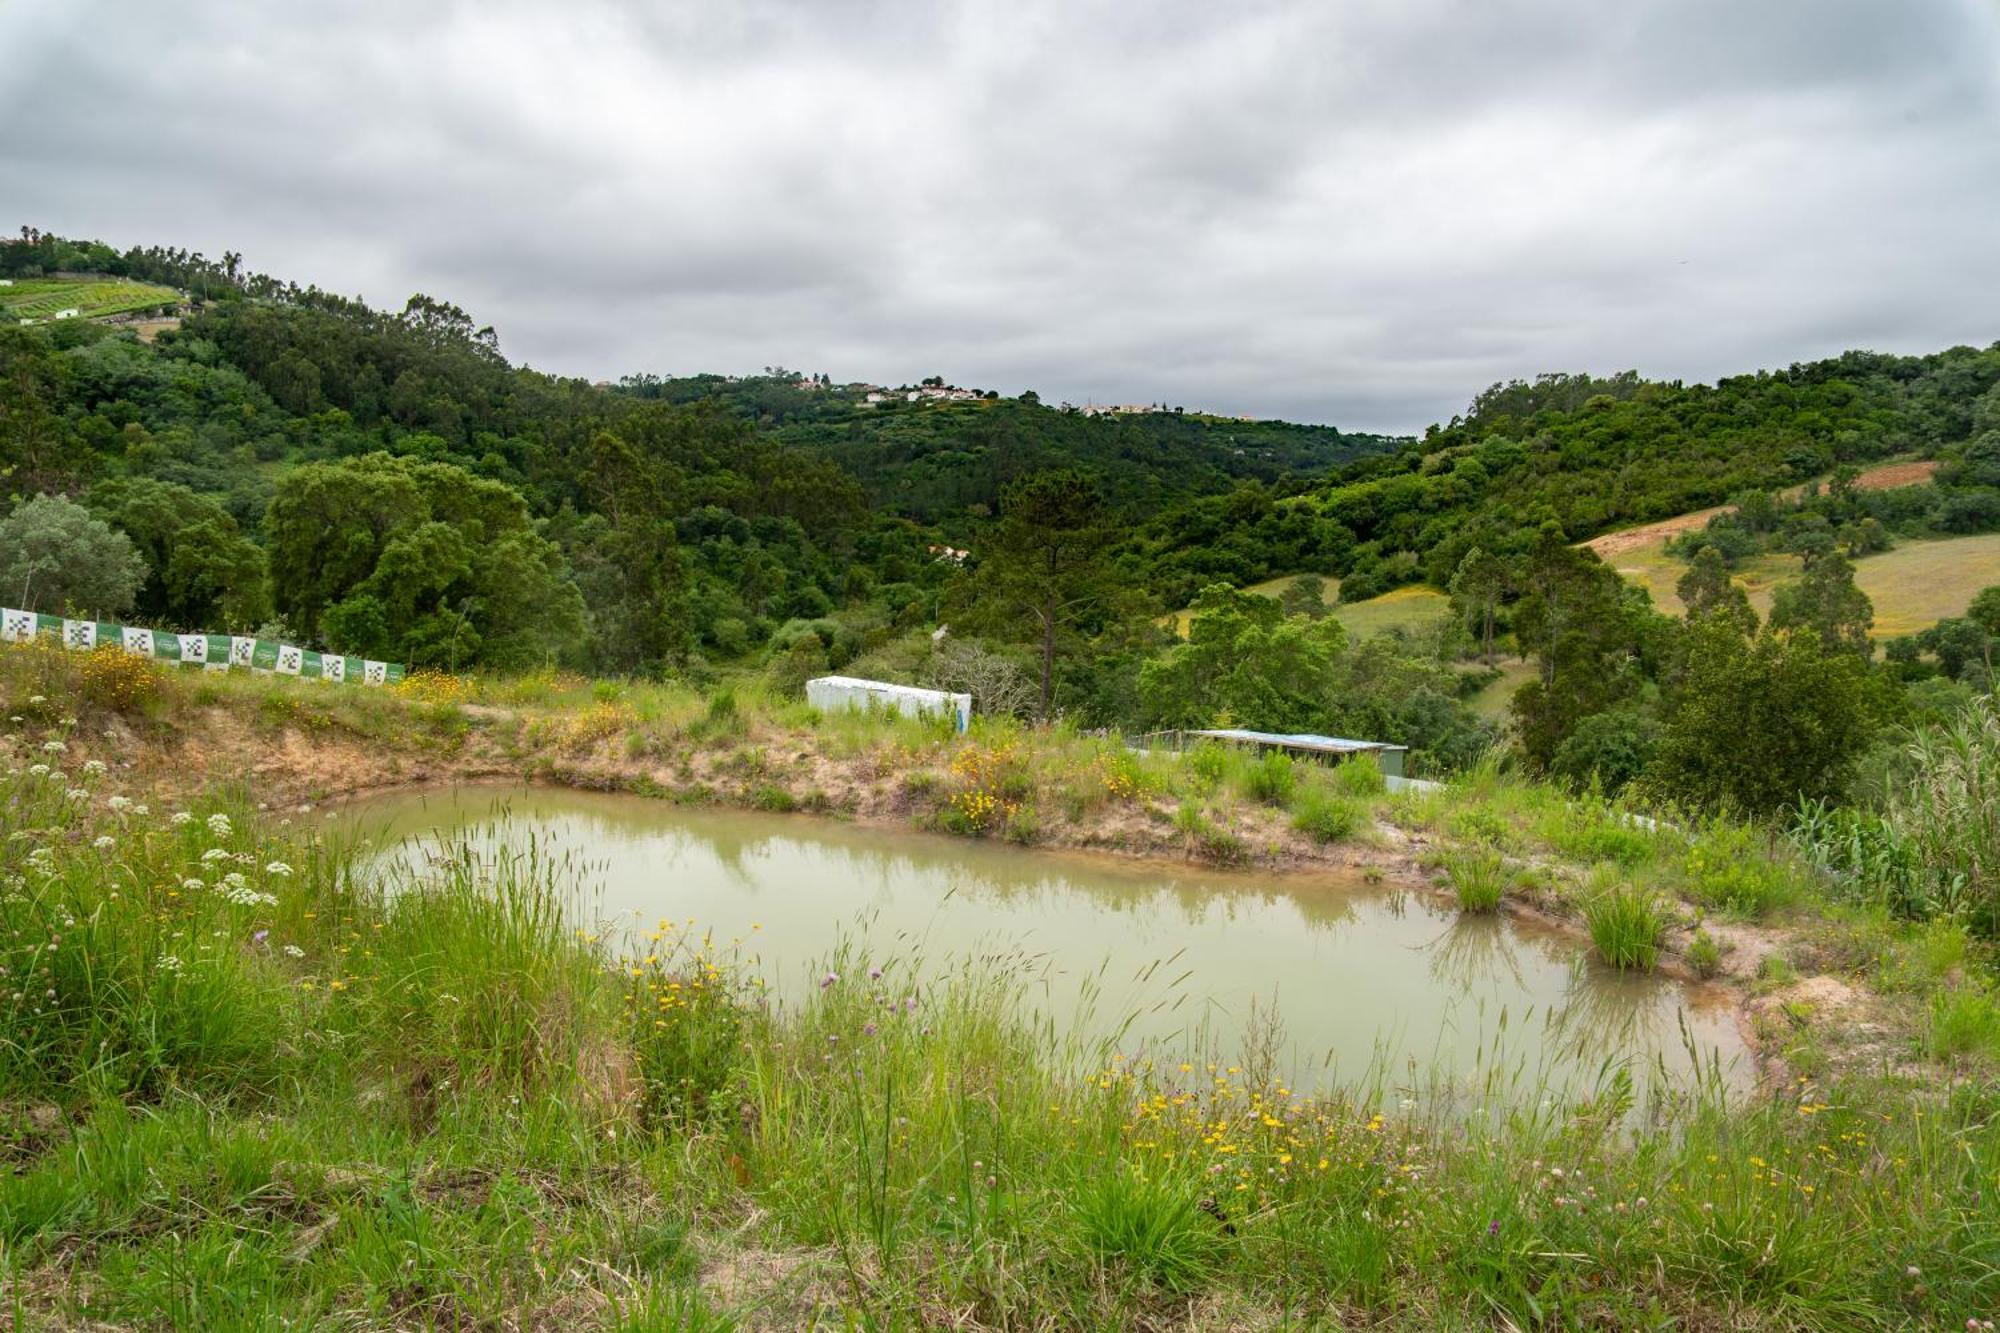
1440,848 -> 1506,912
11,642 -> 2000,1320
1240,750 -> 1297,805
1687,928 -> 1724,979
1581,868 -> 1667,972
1927,985 -> 2000,1065
1290,788 -> 1362,844
1683,819 -> 1811,918
1534,792 -> 1659,869
1604,521 -> 2000,639
1172,800 -> 1250,865
1329,754 -> 1388,797
0,755 -> 1998,1326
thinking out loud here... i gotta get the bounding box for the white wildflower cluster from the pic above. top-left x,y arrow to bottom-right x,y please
106,793 -> 130,812
171,811 -> 193,826
27,764 -> 48,777
27,695 -> 46,705
64,788 -> 89,802
206,813 -> 232,837
201,848 -> 232,863
283,944 -> 306,959
264,861 -> 294,878
157,954 -> 185,975
84,760 -> 108,776
41,740 -> 66,754
181,878 -> 205,892
25,847 -> 55,873
92,836 -> 115,851
217,872 -> 277,908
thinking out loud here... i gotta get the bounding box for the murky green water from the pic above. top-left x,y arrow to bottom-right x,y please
338,785 -> 1747,1103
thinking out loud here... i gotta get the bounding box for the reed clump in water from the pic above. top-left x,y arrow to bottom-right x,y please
1441,848 -> 1507,912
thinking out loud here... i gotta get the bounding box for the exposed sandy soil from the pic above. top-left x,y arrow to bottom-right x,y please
1582,505 -> 1735,559
1834,458 -> 1940,492
125,316 -> 182,343
79,702 -> 1409,882
126,704 -> 518,807
1581,458 -> 1942,560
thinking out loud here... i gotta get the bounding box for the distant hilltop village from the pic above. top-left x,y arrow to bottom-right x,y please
600,368 -> 1258,421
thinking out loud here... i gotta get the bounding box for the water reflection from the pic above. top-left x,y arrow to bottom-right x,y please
338,784 -> 1746,1100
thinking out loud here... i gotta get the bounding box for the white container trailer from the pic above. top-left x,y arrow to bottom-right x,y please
806,676 -> 971,732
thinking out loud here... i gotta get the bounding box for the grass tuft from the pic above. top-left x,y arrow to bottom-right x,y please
1242,751 -> 1297,805
1291,789 -> 1363,844
1582,871 -> 1667,972
1441,849 -> 1506,912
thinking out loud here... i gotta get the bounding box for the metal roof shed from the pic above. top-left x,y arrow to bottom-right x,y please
1180,728 -> 1408,778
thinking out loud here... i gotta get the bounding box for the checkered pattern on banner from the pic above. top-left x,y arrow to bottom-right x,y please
1,609 -> 403,687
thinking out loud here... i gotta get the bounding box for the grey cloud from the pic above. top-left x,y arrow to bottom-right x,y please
2,0 -> 1996,431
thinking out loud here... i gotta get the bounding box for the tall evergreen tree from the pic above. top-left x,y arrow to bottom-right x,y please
965,469 -> 1122,719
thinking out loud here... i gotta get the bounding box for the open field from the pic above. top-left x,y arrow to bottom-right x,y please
1466,657 -> 1537,720
1171,574 -> 1451,639
1605,531 -> 2000,637
1,641 -> 1997,1326
0,274 -> 181,323
1331,582 -> 1451,637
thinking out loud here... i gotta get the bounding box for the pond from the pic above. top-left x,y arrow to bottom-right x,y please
337,785 -> 1749,1107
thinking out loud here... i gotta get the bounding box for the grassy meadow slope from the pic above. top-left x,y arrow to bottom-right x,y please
1168,575 -> 1450,640
1598,530 -> 2000,636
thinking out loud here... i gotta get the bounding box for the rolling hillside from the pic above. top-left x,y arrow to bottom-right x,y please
1586,460 -> 1989,639
1169,574 -> 1450,638
1600,530 -> 2000,638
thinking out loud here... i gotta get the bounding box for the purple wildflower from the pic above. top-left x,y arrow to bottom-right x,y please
863,1022 -> 877,1037
820,971 -> 839,990
251,929 -> 269,946
868,965 -> 883,981
1487,1219 -> 1501,1238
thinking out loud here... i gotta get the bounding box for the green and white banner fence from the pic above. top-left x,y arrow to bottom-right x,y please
0,609 -> 404,686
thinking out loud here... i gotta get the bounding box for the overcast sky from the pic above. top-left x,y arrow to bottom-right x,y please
5,1 -> 1998,432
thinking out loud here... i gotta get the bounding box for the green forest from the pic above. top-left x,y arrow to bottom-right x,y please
5,227 -> 2000,806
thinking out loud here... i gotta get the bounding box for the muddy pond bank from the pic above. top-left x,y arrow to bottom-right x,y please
332,784 -> 1752,1105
